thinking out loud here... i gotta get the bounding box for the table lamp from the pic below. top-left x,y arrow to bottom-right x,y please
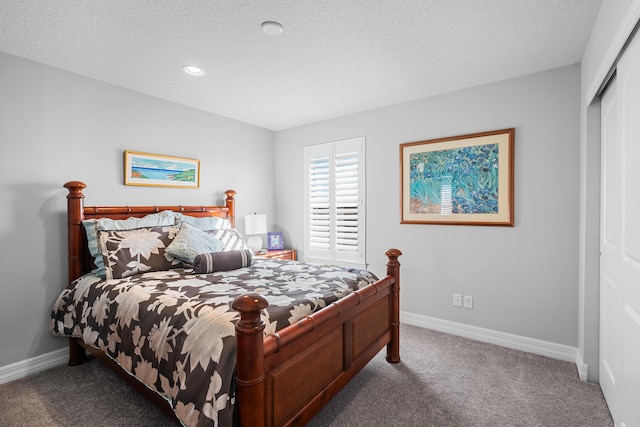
245,214 -> 267,253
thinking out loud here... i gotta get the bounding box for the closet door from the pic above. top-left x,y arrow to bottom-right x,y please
599,28 -> 640,427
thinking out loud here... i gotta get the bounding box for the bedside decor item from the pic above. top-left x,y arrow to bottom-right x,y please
400,128 -> 514,226
124,150 -> 200,188
267,231 -> 284,250
244,213 -> 267,252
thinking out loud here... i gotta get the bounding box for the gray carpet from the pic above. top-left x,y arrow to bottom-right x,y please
0,324 -> 613,426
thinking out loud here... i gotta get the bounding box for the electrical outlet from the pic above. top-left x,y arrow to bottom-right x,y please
453,293 -> 462,307
463,295 -> 473,309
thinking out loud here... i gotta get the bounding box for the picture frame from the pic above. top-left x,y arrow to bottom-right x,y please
124,150 -> 200,188
400,128 -> 514,226
267,232 -> 284,250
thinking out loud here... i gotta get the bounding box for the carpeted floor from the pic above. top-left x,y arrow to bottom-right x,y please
0,324 -> 613,426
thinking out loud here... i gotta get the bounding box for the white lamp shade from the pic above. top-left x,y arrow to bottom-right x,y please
245,214 -> 267,235
245,214 -> 267,252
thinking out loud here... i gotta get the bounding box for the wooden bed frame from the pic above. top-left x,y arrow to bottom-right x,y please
63,181 -> 401,427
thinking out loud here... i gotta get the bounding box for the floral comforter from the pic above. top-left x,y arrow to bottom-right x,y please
50,258 -> 378,427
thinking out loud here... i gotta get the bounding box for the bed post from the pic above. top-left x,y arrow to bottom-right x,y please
385,248 -> 402,363
64,181 -> 88,366
232,293 -> 269,427
64,181 -> 87,283
225,189 -> 236,228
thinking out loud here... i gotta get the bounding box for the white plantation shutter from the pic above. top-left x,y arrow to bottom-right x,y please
304,137 -> 365,267
309,154 -> 330,250
335,151 -> 359,252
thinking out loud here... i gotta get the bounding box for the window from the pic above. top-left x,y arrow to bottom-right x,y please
304,137 -> 365,268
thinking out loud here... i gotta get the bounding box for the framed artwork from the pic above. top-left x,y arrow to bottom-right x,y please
124,150 -> 200,188
267,232 -> 284,250
400,128 -> 514,226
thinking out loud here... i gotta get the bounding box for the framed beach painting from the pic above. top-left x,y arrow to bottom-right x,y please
124,151 -> 200,188
400,128 -> 514,226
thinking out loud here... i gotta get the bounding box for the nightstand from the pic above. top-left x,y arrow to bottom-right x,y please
256,249 -> 297,261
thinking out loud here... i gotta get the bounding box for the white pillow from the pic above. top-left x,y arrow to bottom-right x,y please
205,228 -> 251,252
165,223 -> 224,264
174,213 -> 231,230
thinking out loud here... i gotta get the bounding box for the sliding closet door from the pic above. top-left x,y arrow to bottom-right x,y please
600,28 -> 640,427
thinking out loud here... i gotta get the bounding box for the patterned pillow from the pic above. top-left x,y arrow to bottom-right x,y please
193,250 -> 253,274
205,229 -> 251,252
98,225 -> 181,279
174,213 -> 231,230
165,223 -> 224,264
83,211 -> 177,278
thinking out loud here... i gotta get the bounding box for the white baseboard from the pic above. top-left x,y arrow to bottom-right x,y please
1,315 -> 590,385
401,311 -> 588,381
575,349 -> 589,381
0,348 -> 68,385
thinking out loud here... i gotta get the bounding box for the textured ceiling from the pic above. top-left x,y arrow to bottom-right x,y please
0,0 -> 602,130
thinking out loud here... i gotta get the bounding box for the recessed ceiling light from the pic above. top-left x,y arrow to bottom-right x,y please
261,21 -> 283,36
182,65 -> 205,76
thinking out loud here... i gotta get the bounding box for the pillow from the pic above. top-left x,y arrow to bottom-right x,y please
205,228 -> 251,252
83,210 -> 177,278
165,223 -> 224,264
98,225 -> 181,279
193,250 -> 253,274
174,213 -> 231,231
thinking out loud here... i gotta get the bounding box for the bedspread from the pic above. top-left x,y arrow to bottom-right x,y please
50,259 -> 378,427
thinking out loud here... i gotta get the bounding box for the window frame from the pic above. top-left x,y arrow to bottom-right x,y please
303,137 -> 366,269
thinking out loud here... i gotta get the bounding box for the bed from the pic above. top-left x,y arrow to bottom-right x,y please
51,181 -> 401,427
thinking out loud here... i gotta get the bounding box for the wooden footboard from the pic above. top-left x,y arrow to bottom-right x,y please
233,249 -> 401,427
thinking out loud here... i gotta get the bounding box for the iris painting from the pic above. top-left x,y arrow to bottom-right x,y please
409,143 -> 499,215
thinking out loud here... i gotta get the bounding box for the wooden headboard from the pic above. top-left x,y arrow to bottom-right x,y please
64,181 -> 236,283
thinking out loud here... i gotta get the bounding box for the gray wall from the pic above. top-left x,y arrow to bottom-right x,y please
0,52 -> 275,368
275,65 -> 581,347
0,52 -> 589,371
